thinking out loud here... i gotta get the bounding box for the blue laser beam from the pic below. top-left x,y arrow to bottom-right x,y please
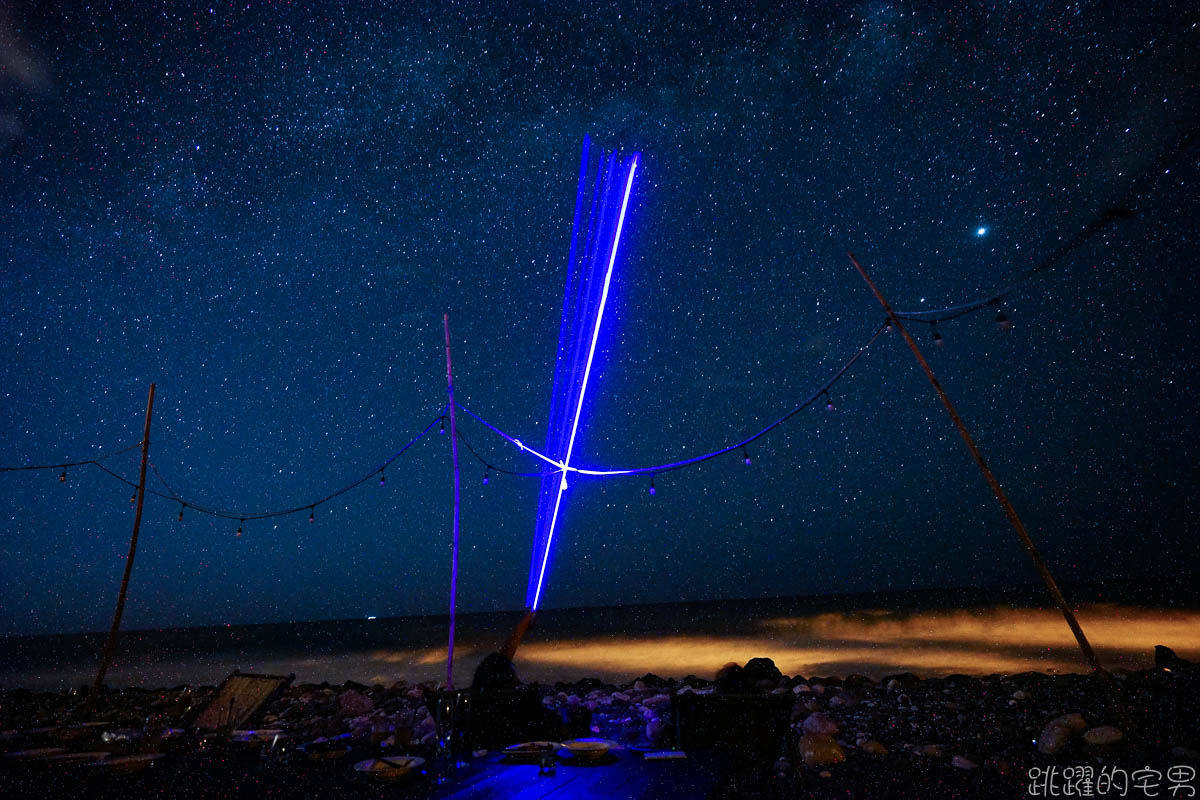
527,144 -> 639,611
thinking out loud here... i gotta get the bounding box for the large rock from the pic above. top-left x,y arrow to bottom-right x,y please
798,734 -> 846,766
743,657 -> 783,686
338,690 -> 375,717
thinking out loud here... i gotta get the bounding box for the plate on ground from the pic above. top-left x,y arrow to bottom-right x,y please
560,739 -> 618,761
35,751 -> 109,768
3,747 -> 67,761
353,756 -> 424,781
502,741 -> 561,763
84,753 -> 164,775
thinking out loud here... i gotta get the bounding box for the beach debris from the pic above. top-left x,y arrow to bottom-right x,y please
952,755 -> 978,769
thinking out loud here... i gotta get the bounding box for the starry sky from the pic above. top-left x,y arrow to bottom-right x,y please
2,1 -> 1197,637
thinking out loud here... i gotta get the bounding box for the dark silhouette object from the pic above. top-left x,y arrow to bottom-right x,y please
714,663 -> 754,694
461,653 -> 553,749
742,657 -> 783,689
472,652 -> 520,691
1156,645 -> 1196,672
671,691 -> 794,798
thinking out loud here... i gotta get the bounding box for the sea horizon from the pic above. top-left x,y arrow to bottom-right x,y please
5,575 -> 1199,693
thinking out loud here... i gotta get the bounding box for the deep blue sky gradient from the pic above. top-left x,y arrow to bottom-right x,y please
1,1 -> 1197,635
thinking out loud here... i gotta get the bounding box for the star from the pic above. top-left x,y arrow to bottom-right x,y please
976,226 -> 988,237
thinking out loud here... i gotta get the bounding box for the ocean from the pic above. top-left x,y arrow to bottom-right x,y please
4,579 -> 1199,692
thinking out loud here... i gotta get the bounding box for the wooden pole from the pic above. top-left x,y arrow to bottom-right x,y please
500,608 -> 537,662
94,382 -> 156,692
443,314 -> 461,689
846,253 -> 1107,675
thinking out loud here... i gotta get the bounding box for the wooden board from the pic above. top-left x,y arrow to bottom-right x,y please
191,671 -> 292,731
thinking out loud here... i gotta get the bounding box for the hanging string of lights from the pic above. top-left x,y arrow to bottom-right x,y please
454,322 -> 887,485
453,427 -> 560,480
890,205 -> 1134,333
892,127 -> 1197,335
0,441 -> 144,480
11,413 -> 446,529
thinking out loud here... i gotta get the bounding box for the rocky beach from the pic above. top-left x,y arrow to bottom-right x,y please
3,645 -> 1198,799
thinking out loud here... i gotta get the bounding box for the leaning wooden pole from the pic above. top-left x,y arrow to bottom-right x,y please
443,314 -> 462,689
847,253 -> 1107,675
93,382 -> 156,692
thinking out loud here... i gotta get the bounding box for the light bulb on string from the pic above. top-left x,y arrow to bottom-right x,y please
379,469 -> 386,487
931,324 -> 944,347
59,468 -> 66,483
439,418 -> 446,435
236,519 -> 244,537
309,507 -> 315,524
995,309 -> 1012,331
742,448 -> 752,466
482,468 -> 490,486
824,391 -> 835,412
129,490 -> 136,506
648,476 -> 656,496
884,317 -> 893,333
178,503 -> 185,522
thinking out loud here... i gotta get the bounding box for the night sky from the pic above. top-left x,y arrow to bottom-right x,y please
2,2 -> 1197,637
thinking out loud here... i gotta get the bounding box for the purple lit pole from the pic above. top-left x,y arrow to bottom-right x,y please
443,313 -> 461,689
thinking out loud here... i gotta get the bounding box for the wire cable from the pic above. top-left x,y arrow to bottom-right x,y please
90,413 -> 446,522
0,441 -> 144,473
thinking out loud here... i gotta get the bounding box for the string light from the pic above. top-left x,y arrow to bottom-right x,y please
236,519 -> 244,537
379,469 -> 386,487
932,324 -> 945,347
440,418 -> 446,435
482,468 -> 490,486
178,503 -> 185,522
824,391 -> 835,412
129,490 -> 136,505
995,309 -> 1013,331
742,448 -> 752,466
309,507 -> 315,524
648,476 -> 656,496
884,317 -> 893,333
59,469 -> 66,483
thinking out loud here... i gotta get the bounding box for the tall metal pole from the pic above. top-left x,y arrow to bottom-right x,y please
443,314 -> 461,689
847,253 -> 1107,675
94,382 -> 156,692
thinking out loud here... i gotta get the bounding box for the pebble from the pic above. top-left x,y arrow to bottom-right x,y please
952,755 -> 978,769
798,734 -> 846,766
1037,713 -> 1087,755
794,684 -> 811,694
1083,726 -> 1123,746
1011,690 -> 1027,701
859,739 -> 888,755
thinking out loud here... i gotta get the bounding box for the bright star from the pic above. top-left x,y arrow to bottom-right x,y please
976,226 -> 988,236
